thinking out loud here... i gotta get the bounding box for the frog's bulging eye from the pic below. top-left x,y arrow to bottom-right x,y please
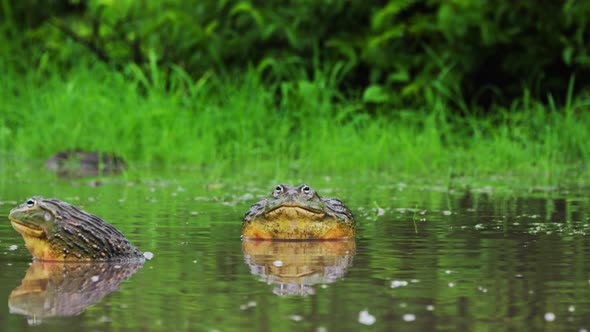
274,185 -> 284,194
26,199 -> 35,208
302,185 -> 311,194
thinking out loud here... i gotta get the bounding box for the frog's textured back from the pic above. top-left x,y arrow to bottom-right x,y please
322,197 -> 355,227
44,199 -> 143,261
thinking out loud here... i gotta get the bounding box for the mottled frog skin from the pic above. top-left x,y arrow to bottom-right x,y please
242,184 -> 355,239
8,197 -> 143,261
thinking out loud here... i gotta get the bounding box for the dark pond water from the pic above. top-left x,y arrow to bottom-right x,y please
1,171 -> 590,331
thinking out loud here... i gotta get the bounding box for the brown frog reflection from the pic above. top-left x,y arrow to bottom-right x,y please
242,240 -> 356,296
8,261 -> 143,325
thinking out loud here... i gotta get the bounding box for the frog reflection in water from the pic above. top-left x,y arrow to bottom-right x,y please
9,261 -> 143,325
242,184 -> 355,239
243,240 -> 356,296
8,196 -> 144,261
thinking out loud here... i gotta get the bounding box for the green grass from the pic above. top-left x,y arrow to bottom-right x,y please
1,60 -> 589,181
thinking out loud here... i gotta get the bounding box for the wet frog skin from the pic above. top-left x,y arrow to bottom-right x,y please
242,184 -> 355,240
8,196 -> 143,261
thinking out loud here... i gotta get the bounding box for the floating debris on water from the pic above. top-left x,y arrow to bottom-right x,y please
8,245 -> 17,251
544,312 -> 556,322
240,193 -> 254,200
289,315 -> 303,322
395,208 -> 422,214
442,210 -> 452,216
391,280 -> 409,288
358,310 -> 376,325
91,275 -> 100,282
569,305 -> 575,312
240,301 -> 257,311
477,286 -> 488,293
426,305 -> 435,311
403,314 -> 416,322
273,260 -> 283,267
528,222 -> 589,236
143,252 -> 154,260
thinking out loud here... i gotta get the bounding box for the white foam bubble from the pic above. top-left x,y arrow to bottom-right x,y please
358,310 -> 376,325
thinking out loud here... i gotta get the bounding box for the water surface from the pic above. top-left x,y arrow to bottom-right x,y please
1,172 -> 590,331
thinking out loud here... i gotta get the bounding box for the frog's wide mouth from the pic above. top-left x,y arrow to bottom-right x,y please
266,203 -> 324,215
9,218 -> 44,238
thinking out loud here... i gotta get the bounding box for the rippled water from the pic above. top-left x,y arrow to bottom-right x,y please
1,172 -> 590,331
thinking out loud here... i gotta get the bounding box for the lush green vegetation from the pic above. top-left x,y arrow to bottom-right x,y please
2,60 -> 588,178
1,0 -> 590,178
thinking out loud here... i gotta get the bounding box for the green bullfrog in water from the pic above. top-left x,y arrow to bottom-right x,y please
242,184 -> 355,239
45,149 -> 126,178
8,197 -> 143,261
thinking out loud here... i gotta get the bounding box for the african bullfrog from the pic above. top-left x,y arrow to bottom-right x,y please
45,149 -> 126,178
242,184 -> 355,239
8,196 -> 143,261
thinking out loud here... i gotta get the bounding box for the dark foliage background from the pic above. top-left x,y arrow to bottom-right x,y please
3,0 -> 590,109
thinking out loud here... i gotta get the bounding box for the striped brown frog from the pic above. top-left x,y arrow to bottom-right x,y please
242,184 -> 355,240
8,197 -> 143,261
